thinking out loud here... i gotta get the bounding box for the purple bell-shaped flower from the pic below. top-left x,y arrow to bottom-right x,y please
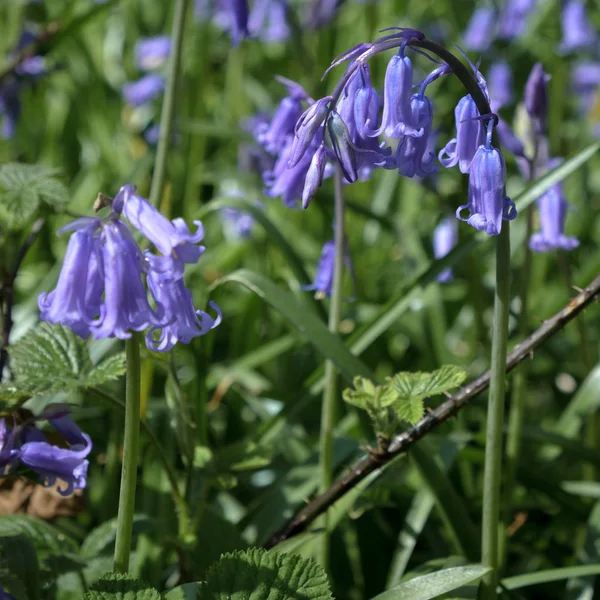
457,119 -> 517,235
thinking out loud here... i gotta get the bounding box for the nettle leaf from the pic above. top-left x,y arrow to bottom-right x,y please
199,548 -> 333,600
343,376 -> 394,411
387,365 -> 467,425
83,572 -> 162,599
0,323 -> 126,401
0,163 -> 69,229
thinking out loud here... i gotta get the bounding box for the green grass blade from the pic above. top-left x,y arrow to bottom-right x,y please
502,565 -> 600,590
371,565 -> 491,600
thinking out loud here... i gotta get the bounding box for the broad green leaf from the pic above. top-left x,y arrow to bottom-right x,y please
83,572 -> 162,599
0,515 -> 78,557
0,163 -> 69,229
0,323 -> 126,401
388,366 -> 467,425
370,565 -> 490,600
80,515 -> 153,561
502,565 -> 600,590
165,584 -> 203,600
212,270 -> 373,382
0,535 -> 40,600
199,548 -> 333,600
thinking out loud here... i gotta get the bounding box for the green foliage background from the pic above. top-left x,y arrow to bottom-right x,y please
1,0 -> 600,598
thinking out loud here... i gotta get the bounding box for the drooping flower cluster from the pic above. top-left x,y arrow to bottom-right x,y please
0,30 -> 48,139
39,185 -> 220,351
254,29 -> 516,238
0,406 -> 92,496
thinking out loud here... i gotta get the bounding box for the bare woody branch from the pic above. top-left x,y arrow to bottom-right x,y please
264,270 -> 600,550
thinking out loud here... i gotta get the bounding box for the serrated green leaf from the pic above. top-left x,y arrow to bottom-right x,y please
387,366 -> 467,425
370,565 -> 490,600
83,572 -> 162,599
0,323 -> 125,400
165,584 -> 203,600
199,548 -> 333,600
0,536 -> 40,600
0,163 -> 69,229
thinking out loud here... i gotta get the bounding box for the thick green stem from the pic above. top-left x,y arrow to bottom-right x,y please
480,224 -> 511,599
114,334 -> 142,573
317,166 -> 346,571
148,0 -> 189,208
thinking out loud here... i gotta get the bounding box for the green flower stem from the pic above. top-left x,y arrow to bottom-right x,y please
318,165 -> 346,571
502,204 -> 534,564
480,224 -> 511,600
114,333 -> 142,573
149,0 -> 189,208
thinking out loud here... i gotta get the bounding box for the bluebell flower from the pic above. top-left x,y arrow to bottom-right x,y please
19,414 -> 92,496
135,36 -> 172,71
116,184 -> 205,273
498,0 -> 537,40
194,0 -> 250,46
463,6 -> 497,52
327,110 -> 359,182
0,420 -> 19,471
40,186 -> 219,349
439,94 -> 485,173
353,63 -> 381,139
0,30 -> 47,139
488,61 -> 513,110
266,130 -> 324,207
573,62 -> 600,92
288,96 -> 331,166
457,119 -> 517,235
1,408 -> 92,496
372,50 -> 423,138
257,90 -> 306,155
433,217 -> 458,283
0,81 -> 22,139
302,240 -> 347,298
38,219 -> 103,338
90,220 -> 165,339
146,267 -> 221,352
560,1 -> 596,53
530,164 -> 579,252
0,585 -> 15,600
248,0 -> 290,42
524,63 -> 550,133
304,0 -> 338,29
394,94 -> 437,178
122,74 -> 165,107
220,208 -> 255,239
302,144 -> 327,208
